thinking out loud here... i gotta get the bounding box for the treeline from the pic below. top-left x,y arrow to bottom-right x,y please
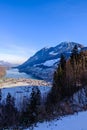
46,45 -> 87,114
47,45 -> 87,104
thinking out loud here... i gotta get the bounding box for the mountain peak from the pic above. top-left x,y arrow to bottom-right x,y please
42,46 -> 50,50
57,41 -> 83,47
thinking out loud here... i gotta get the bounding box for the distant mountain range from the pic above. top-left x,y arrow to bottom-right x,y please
0,60 -> 18,68
18,42 -> 84,81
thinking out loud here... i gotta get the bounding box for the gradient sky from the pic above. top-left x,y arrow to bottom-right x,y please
0,0 -> 87,64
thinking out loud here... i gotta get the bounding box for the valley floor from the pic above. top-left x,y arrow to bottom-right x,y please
0,78 -> 51,88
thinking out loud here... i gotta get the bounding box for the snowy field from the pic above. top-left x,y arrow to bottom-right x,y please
1,85 -> 51,109
25,111 -> 87,130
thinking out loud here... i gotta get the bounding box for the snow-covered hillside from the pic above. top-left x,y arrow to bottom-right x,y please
1,85 -> 87,130
1,85 -> 51,110
43,58 -> 60,67
25,111 -> 87,130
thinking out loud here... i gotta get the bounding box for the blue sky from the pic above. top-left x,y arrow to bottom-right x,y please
0,0 -> 87,63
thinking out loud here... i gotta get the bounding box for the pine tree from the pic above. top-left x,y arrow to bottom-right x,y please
60,54 -> 66,71
4,93 -> 17,127
29,87 -> 41,124
6,93 -> 15,107
52,54 -> 66,101
70,45 -> 79,65
21,86 -> 41,126
70,45 -> 79,87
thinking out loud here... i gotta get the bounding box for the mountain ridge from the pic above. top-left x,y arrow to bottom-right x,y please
0,60 -> 18,68
18,41 -> 84,81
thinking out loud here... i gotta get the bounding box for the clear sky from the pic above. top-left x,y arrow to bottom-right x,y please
0,0 -> 87,64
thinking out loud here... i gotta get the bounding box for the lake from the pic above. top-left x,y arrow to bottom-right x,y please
5,68 -> 34,79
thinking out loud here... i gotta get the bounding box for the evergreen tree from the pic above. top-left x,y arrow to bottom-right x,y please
60,54 -> 66,71
4,93 -> 17,127
29,87 -> 41,124
52,54 -> 66,102
70,45 -> 79,65
71,45 -> 78,57
6,93 -> 15,107
70,45 -> 77,86
21,86 -> 41,126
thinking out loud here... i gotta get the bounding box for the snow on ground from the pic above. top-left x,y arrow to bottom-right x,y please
43,58 -> 60,67
25,111 -> 87,130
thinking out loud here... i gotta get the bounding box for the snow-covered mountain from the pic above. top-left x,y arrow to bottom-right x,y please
18,42 -> 83,81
